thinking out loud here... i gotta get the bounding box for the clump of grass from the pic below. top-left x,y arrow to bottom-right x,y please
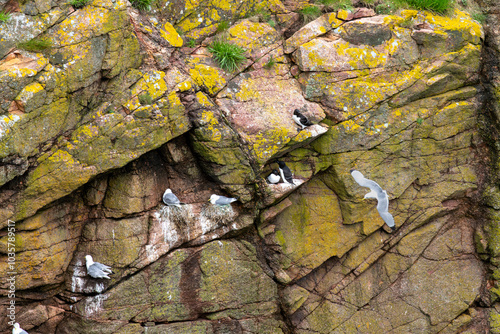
17,38 -> 52,52
130,0 -> 153,11
399,16 -> 414,28
317,0 -> 353,11
375,1 -> 398,14
471,12 -> 486,23
267,19 -> 276,27
249,8 -> 271,21
403,0 -> 451,13
69,0 -> 91,8
216,20 -> 230,33
138,93 -> 153,105
208,39 -> 246,72
0,11 -> 11,23
187,38 -> 196,48
299,5 -> 322,23
263,55 -> 276,69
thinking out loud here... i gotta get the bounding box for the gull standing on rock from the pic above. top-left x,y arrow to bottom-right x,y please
278,161 -> 294,184
350,169 -> 396,231
292,109 -> 312,130
12,323 -> 28,334
163,188 -> 182,207
85,255 -> 113,279
209,194 -> 237,206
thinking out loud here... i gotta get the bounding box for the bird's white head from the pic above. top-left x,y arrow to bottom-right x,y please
209,194 -> 219,204
85,255 -> 94,267
165,188 -> 172,194
13,323 -> 21,334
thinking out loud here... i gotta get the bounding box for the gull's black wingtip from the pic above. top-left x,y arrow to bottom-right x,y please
349,168 -> 356,173
390,225 -> 396,231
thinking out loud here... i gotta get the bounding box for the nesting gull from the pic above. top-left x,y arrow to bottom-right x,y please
85,255 -> 113,279
350,169 -> 395,231
267,169 -> 281,184
278,161 -> 294,184
163,188 -> 182,207
292,109 -> 312,130
209,194 -> 237,206
13,323 -> 28,334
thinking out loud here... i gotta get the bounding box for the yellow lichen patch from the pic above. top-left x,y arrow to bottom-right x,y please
200,109 -> 222,142
252,125 -> 291,162
0,114 -> 21,139
327,13 -> 343,28
160,22 -> 184,47
177,15 -> 203,34
15,82 -> 45,102
177,80 -> 192,91
189,64 -> 226,95
425,9 -> 483,44
337,9 -> 349,21
195,91 -> 214,107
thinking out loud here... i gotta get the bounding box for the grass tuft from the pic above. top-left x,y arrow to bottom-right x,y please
299,5 -> 322,23
69,0 -> 91,8
471,12 -> 486,23
208,39 -> 246,72
216,20 -> 230,33
138,93 -> 153,105
130,0 -> 153,11
188,38 -> 196,48
402,0 -> 452,13
0,11 -> 11,23
263,55 -> 276,69
17,38 -> 52,52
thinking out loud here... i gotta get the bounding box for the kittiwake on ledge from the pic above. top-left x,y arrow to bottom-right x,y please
278,161 -> 294,185
293,109 -> 312,130
209,194 -> 237,206
267,169 -> 281,184
13,323 -> 28,334
163,188 -> 183,207
85,255 -> 113,279
350,169 -> 396,231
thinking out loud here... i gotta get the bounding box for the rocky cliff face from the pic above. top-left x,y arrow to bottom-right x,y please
0,0 -> 498,332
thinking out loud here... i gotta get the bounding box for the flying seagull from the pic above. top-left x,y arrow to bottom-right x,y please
12,323 -> 28,334
292,109 -> 312,130
350,169 -> 395,231
85,255 -> 113,279
267,169 -> 281,184
162,188 -> 182,207
278,161 -> 294,184
209,194 -> 237,206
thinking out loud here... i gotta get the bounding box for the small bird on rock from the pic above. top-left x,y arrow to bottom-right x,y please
85,255 -> 113,279
162,188 -> 183,208
13,323 -> 28,334
292,109 -> 312,130
267,169 -> 281,184
209,194 -> 238,206
278,161 -> 294,184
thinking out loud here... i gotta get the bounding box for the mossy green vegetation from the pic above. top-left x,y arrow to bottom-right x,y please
299,5 -> 322,23
68,0 -> 91,9
403,0 -> 451,13
208,40 -> 246,72
216,20 -> 230,33
316,0 -> 353,11
17,38 -> 52,52
0,11 -> 11,23
188,38 -> 196,48
263,55 -> 276,69
130,0 -> 153,11
138,93 -> 153,105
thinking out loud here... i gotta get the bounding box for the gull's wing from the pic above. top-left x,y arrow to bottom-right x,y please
378,210 -> 395,229
94,262 -> 112,274
88,264 -> 111,279
215,196 -> 236,205
163,192 -> 181,206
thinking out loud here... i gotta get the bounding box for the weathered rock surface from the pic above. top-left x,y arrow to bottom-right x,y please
0,0 -> 497,333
